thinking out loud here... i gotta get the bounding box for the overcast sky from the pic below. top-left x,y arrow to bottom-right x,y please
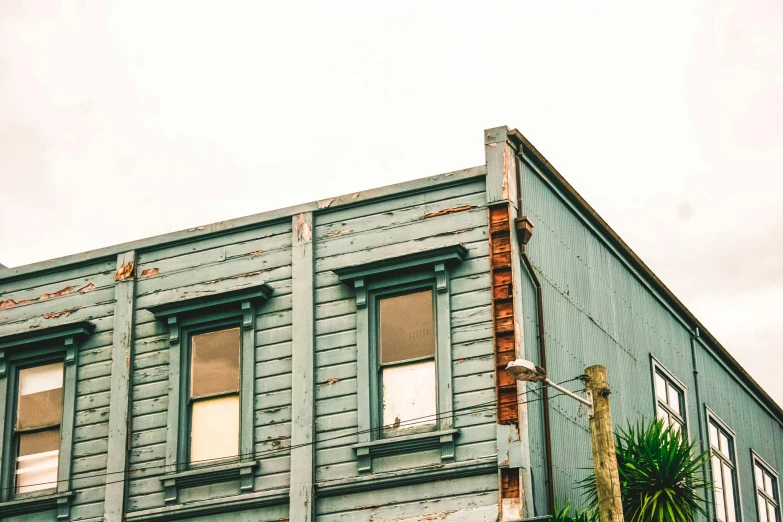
1,1 -> 781,405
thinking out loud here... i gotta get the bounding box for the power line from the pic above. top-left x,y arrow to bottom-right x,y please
6,377 -> 586,493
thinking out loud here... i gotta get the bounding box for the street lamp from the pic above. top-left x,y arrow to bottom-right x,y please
505,359 -> 593,416
506,359 -> 624,522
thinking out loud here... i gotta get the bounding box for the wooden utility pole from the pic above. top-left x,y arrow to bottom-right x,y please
584,365 -> 624,522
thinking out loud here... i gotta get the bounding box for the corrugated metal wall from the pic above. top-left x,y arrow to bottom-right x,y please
519,157 -> 783,521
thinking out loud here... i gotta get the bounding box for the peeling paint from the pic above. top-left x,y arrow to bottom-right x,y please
247,250 -> 264,256
325,378 -> 341,385
203,268 -> 271,285
78,283 -> 96,293
43,306 -> 83,319
115,260 -> 136,281
296,213 -> 312,242
187,226 -> 205,232
139,268 -> 159,278
423,205 -> 477,219
0,284 -> 82,308
317,197 -> 335,209
326,229 -> 351,238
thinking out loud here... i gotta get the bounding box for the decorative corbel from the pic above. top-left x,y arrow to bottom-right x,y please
64,337 -> 76,365
167,316 -> 179,345
241,300 -> 254,330
434,262 -> 448,293
355,278 -> 367,309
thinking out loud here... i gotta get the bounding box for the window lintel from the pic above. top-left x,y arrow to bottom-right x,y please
148,283 -> 273,322
333,244 -> 468,284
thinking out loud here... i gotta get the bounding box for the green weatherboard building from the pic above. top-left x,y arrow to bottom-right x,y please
0,127 -> 780,522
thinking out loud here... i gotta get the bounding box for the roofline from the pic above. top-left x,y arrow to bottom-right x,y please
507,127 -> 783,424
0,165 -> 486,283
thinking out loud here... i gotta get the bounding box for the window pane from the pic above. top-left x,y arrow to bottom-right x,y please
382,360 -> 436,435
657,408 -> 669,427
668,385 -> 681,415
769,503 -> 777,522
710,423 -> 720,448
724,462 -> 737,522
719,432 -> 730,458
760,495 -> 769,522
379,290 -> 435,364
190,395 -> 239,463
17,363 -> 64,431
655,374 -> 667,401
670,419 -> 683,436
764,472 -> 774,497
191,328 -> 240,398
713,456 -> 726,521
17,428 -> 59,494
757,465 -> 765,491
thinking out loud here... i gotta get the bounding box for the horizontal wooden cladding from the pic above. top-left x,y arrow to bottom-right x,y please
312,179 -> 495,485
489,204 -> 519,426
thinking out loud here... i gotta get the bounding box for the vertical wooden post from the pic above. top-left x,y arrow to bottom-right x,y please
584,365 -> 624,522
104,250 -> 137,522
290,212 -> 315,522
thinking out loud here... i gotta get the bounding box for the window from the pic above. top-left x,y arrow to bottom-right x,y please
0,321 -> 94,519
753,453 -> 779,522
651,359 -> 686,434
708,412 -> 740,522
148,283 -> 272,505
14,362 -> 64,494
334,244 -> 467,473
188,328 -> 240,464
377,289 -> 437,436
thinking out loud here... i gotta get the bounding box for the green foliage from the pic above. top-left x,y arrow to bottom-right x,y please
549,501 -> 597,522
579,419 -> 710,522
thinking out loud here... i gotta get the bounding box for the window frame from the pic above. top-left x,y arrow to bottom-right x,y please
180,319 -> 242,467
0,321 -> 94,519
370,279 -> 439,438
706,407 -> 743,522
148,283 -> 272,506
649,356 -> 688,435
334,244 -> 467,474
752,450 -> 780,522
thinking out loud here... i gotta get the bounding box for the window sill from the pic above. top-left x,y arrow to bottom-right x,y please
161,460 -> 258,505
0,490 -> 73,519
352,429 -> 458,473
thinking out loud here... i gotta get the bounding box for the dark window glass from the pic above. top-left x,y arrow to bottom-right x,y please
379,290 -> 435,365
191,328 -> 240,398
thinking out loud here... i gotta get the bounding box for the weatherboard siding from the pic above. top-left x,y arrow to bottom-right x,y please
126,220 -> 294,515
0,260 -> 115,521
312,177 -> 499,520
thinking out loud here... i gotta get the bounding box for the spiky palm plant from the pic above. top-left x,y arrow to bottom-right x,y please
580,419 -> 710,522
549,501 -> 597,522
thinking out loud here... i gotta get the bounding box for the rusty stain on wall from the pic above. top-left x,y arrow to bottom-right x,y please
423,205 -> 477,219
139,268 -> 159,278
115,260 -> 136,281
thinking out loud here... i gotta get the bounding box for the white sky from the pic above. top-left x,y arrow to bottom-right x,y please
1,1 -> 781,405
